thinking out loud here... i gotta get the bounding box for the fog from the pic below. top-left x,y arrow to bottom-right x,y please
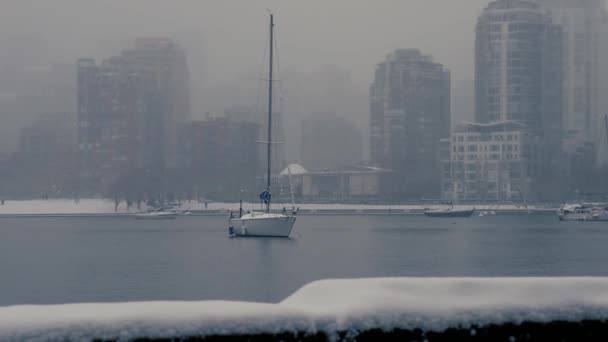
0,0 -> 487,153
1,0 -> 607,203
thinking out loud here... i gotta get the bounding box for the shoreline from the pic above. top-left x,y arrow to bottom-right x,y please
0,208 -> 557,218
0,199 -> 559,217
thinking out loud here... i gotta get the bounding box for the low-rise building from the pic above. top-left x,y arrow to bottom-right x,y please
441,121 -> 543,202
291,165 -> 391,201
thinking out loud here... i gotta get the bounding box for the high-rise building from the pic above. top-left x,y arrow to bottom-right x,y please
370,49 -> 451,198
77,58 -> 160,194
120,38 -> 191,169
300,113 -> 363,170
476,0 -> 563,135
77,38 -> 191,195
532,0 -> 605,151
475,0 -> 564,198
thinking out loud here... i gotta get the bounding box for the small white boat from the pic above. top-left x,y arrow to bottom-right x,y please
169,208 -> 191,216
135,211 -> 177,220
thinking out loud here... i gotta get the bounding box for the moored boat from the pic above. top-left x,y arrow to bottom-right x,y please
424,208 -> 475,218
134,211 -> 177,220
227,14 -> 297,238
558,203 -> 608,222
229,211 -> 296,237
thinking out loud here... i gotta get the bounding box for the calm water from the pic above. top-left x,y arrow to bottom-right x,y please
0,214 -> 607,306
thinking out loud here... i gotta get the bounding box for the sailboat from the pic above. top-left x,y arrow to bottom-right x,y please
228,14 -> 297,238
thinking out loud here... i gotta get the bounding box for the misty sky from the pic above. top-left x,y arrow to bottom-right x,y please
14,0 -> 607,159
1,0 -> 488,92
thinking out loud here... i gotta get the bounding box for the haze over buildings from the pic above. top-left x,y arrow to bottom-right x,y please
370,49 -> 451,199
0,0 -> 493,159
0,0 -> 607,202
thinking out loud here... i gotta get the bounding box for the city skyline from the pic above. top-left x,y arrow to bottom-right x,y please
0,0 -> 607,201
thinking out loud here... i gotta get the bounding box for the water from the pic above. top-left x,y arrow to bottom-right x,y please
0,214 -> 607,306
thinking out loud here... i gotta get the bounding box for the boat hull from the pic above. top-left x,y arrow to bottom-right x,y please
424,209 -> 475,218
229,215 -> 296,237
135,213 -> 177,220
559,214 -> 608,222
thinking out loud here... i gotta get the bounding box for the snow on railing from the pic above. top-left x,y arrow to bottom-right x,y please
2,278 -> 608,341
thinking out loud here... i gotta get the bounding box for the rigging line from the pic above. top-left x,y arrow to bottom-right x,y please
604,115 -> 608,146
273,20 -> 284,106
254,15 -> 271,128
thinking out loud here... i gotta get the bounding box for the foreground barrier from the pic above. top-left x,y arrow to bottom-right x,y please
2,278 -> 608,341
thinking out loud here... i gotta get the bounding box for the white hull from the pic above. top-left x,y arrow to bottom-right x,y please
559,213 -> 608,222
135,212 -> 177,220
229,213 -> 296,237
558,203 -> 608,222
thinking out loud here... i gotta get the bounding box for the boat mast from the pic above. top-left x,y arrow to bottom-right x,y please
266,14 -> 274,213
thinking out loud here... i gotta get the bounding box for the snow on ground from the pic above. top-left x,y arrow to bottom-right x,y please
0,199 -> 122,215
0,199 -> 542,215
2,278 -> 608,341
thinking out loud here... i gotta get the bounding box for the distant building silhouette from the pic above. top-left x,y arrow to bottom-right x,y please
19,112 -> 77,196
120,38 -> 192,169
300,112 -> 363,170
224,106 -> 258,124
77,58 -> 158,194
0,63 -> 76,156
191,118 -> 260,201
77,38 -> 191,196
370,49 -> 451,199
532,0 -> 604,151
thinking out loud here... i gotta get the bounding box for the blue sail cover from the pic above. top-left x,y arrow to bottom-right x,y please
259,191 -> 271,204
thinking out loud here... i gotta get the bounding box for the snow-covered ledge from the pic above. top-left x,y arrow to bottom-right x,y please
2,278 -> 608,341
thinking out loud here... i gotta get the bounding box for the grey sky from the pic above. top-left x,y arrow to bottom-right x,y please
0,0 -> 523,159
0,0 -> 509,159
1,0 -> 488,83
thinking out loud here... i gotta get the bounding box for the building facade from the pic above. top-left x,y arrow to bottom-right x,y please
370,49 -> 451,199
441,121 -> 543,202
474,0 -> 564,199
532,0 -> 605,152
476,0 -> 563,134
77,38 -> 191,196
77,58 -> 156,194
120,38 -> 192,169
